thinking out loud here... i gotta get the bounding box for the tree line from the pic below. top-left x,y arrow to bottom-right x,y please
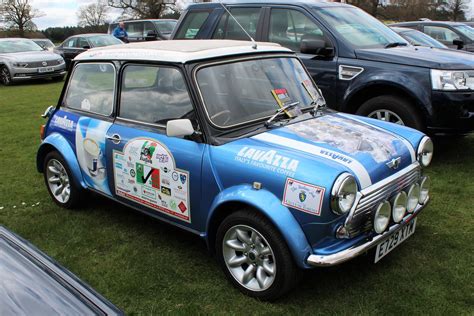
0,0 -> 471,41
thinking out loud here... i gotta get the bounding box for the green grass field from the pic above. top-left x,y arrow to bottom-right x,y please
0,81 -> 473,315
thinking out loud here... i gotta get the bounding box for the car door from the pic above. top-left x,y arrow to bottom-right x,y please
105,64 -> 205,227
262,6 -> 338,108
61,62 -> 116,196
62,37 -> 79,64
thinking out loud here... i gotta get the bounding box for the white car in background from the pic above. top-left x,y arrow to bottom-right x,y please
0,38 -> 66,86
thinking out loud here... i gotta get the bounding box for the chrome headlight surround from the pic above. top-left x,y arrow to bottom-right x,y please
331,173 -> 358,216
374,201 -> 391,234
417,136 -> 433,167
419,176 -> 430,204
406,183 -> 420,213
430,69 -> 473,91
391,191 -> 407,223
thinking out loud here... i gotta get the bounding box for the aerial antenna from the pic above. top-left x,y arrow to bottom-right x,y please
217,0 -> 258,49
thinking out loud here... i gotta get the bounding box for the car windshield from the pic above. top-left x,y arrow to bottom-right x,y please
400,30 -> 447,48
196,57 -> 321,128
153,20 -> 177,34
454,25 -> 474,41
88,35 -> 122,47
33,39 -> 55,49
314,7 -> 408,49
0,39 -> 43,53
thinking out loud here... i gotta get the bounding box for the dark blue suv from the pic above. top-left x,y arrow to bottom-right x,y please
172,0 -> 474,135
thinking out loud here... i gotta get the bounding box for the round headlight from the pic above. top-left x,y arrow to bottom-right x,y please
406,183 -> 420,213
331,173 -> 358,215
417,137 -> 434,167
374,201 -> 391,234
419,176 -> 430,204
391,191 -> 407,223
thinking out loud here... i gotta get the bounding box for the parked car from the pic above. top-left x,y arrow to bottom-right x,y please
54,34 -> 123,68
108,19 -> 178,42
31,38 -> 56,51
0,226 -> 123,314
37,40 -> 434,300
0,38 -> 66,86
389,21 -> 474,52
172,1 -> 474,135
390,26 -> 448,49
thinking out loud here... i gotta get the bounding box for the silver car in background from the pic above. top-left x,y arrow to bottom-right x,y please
0,38 -> 66,86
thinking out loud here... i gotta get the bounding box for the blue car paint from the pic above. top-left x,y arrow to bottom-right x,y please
39,104 -> 426,269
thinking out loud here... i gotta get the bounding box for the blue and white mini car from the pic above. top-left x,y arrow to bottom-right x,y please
37,40 -> 434,300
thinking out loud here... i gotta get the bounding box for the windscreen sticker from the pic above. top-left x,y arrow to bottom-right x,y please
113,138 -> 190,223
282,178 -> 325,216
271,88 -> 300,118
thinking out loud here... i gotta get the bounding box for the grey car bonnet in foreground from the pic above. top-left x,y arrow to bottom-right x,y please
0,226 -> 123,315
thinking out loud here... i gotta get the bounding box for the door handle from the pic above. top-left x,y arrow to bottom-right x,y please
106,133 -> 121,144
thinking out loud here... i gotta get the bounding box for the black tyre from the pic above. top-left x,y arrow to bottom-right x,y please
0,65 -> 12,86
356,95 -> 425,131
43,151 -> 82,209
216,209 -> 300,300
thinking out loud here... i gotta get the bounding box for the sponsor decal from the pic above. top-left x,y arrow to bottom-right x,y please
51,115 -> 75,132
283,178 -> 325,216
113,137 -> 191,222
236,147 -> 299,177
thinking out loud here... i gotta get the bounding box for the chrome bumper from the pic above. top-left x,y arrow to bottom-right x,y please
306,197 -> 428,267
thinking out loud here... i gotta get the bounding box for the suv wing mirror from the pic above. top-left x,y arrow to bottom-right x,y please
166,119 -> 195,137
300,39 -> 334,57
453,39 -> 464,50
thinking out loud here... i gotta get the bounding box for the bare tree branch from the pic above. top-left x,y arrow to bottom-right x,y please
0,0 -> 44,36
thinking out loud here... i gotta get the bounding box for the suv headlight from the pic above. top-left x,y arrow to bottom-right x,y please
331,173 -> 357,215
430,69 -> 473,91
417,136 -> 433,167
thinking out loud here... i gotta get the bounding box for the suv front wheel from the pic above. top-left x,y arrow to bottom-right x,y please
356,95 -> 424,131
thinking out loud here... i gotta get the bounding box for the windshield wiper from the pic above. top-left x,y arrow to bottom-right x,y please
265,102 -> 300,127
385,42 -> 408,48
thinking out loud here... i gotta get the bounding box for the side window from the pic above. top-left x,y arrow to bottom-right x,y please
213,8 -> 261,40
269,9 -> 325,52
424,26 -> 460,42
127,22 -> 144,38
175,11 -> 210,39
64,63 -> 115,116
77,37 -> 89,48
143,21 -> 155,36
119,65 -> 194,125
65,38 -> 77,48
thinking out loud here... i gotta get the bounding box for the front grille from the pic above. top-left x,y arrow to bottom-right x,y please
346,165 -> 421,236
26,60 -> 61,68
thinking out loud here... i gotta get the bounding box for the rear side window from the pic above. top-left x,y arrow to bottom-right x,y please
64,63 -> 115,116
424,26 -> 460,42
213,8 -> 261,40
127,22 -> 145,37
119,65 -> 194,125
175,11 -> 210,39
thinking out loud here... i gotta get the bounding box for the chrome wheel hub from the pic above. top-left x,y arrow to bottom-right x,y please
222,225 -> 276,291
46,159 -> 70,204
368,109 -> 405,125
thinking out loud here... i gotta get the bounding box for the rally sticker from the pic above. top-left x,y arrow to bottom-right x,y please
113,138 -> 190,222
282,178 -> 325,216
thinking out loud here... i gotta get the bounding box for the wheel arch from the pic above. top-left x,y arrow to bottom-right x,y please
37,133 -> 87,189
206,185 -> 313,268
342,82 -> 431,122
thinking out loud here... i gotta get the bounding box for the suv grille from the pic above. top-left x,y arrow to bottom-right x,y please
346,164 -> 421,236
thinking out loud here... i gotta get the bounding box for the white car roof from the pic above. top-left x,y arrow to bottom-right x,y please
75,40 -> 292,63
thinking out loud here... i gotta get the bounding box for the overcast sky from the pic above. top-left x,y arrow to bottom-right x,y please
30,0 -> 193,30
28,0 -> 474,30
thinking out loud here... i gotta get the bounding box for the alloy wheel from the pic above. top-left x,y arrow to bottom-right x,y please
368,109 -> 405,125
46,159 -> 71,204
0,67 -> 11,85
222,225 -> 276,291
